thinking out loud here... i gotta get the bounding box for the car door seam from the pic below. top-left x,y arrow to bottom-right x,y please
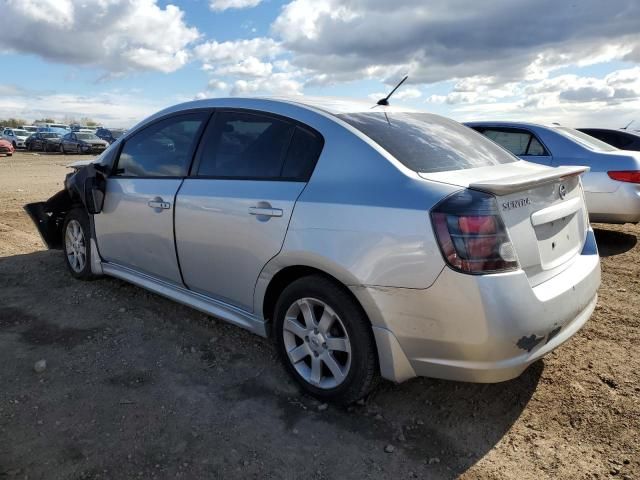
172,177 -> 189,289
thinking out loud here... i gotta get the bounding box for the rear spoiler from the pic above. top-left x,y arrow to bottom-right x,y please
469,165 -> 589,196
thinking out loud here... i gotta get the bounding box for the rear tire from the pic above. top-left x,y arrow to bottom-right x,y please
62,209 -> 96,280
274,275 -> 379,404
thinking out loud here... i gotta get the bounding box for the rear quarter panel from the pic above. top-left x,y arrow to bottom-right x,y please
254,115 -> 458,316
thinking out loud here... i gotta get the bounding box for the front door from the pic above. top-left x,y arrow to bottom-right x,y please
94,112 -> 209,285
175,110 -> 324,311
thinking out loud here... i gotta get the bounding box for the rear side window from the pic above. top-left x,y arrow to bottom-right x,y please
338,112 -> 517,173
481,128 -> 548,156
116,113 -> 207,177
196,111 -> 295,179
281,126 -> 323,180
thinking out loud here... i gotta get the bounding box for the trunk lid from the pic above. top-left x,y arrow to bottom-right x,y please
421,161 -> 590,285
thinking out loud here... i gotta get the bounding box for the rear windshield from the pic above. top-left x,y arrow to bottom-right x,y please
338,112 -> 518,173
555,127 -> 618,152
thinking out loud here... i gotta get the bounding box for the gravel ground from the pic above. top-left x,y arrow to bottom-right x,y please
0,151 -> 638,479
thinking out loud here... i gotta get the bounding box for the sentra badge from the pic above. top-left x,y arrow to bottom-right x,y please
502,198 -> 531,210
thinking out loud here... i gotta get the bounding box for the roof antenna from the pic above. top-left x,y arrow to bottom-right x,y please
622,120 -> 634,130
376,75 -> 409,106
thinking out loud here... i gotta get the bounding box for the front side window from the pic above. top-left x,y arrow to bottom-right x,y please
116,113 -> 207,177
196,111 -> 295,179
481,128 -> 548,156
338,112 -> 518,173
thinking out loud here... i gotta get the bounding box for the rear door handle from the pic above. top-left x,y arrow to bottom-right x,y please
249,206 -> 283,217
148,200 -> 171,210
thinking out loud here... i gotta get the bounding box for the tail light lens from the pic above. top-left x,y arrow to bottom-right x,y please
607,171 -> 640,183
431,189 -> 518,274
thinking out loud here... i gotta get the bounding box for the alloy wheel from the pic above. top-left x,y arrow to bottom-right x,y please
65,219 -> 86,273
282,297 -> 352,389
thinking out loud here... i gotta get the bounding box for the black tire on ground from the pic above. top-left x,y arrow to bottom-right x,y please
274,275 -> 379,404
12,141 -> 16,149
7,153 -> 12,156
62,209 -> 96,280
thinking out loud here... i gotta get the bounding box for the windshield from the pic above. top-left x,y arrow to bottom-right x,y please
77,133 -> 98,140
14,129 -> 28,136
43,133 -> 60,139
555,127 -> 618,152
338,112 -> 518,173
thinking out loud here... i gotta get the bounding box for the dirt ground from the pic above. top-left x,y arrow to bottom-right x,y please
0,151 -> 638,479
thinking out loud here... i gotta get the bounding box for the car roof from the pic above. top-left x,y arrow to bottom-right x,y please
464,120 -> 560,130
156,96 -> 418,118
578,127 -> 640,137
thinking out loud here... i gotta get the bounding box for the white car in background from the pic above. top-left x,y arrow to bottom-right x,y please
2,128 -> 30,149
467,121 -> 640,224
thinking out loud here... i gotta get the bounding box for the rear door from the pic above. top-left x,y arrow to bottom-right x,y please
478,127 -> 553,166
175,110 -> 323,311
94,112 -> 209,285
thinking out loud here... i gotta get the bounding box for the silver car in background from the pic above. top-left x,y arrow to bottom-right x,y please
26,98 -> 600,403
467,121 -> 640,224
2,127 -> 30,149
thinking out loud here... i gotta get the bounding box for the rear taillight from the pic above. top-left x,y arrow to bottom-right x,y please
607,171 -> 640,183
431,189 -> 518,274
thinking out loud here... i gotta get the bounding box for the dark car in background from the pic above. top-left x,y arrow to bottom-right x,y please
60,132 -> 109,154
26,132 -> 63,152
578,128 -> 640,151
95,128 -> 126,144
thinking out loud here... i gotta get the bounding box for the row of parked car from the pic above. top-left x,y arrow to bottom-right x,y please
0,124 -> 127,155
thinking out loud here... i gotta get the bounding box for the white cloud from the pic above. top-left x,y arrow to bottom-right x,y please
271,0 -> 640,87
210,0 -> 262,12
0,88 -> 166,127
230,74 -> 303,96
0,0 -> 199,74
207,80 -> 229,91
438,67 -> 640,127
194,38 -> 281,65
214,57 -> 273,77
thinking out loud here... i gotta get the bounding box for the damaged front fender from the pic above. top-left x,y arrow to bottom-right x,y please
24,163 -> 107,249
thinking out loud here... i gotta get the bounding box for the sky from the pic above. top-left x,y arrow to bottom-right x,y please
1,0 -> 639,129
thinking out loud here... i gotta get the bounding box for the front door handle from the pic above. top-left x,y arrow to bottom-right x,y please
249,206 -> 283,217
148,199 -> 171,210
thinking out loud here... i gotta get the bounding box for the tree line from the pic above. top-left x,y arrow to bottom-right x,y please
0,117 -> 99,128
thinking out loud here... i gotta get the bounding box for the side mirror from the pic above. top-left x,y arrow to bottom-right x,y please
83,176 -> 105,214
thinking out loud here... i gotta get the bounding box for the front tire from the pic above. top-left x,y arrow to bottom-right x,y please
274,275 -> 379,404
62,209 -> 95,280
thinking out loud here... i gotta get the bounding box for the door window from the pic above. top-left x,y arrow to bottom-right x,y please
115,112 -> 207,177
481,128 -> 549,156
196,111 -> 295,179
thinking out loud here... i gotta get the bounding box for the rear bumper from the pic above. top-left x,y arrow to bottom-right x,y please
353,228 -> 601,383
586,182 -> 640,224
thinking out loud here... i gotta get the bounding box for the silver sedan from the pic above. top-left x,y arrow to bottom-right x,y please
467,121 -> 640,224
26,98 -> 600,403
